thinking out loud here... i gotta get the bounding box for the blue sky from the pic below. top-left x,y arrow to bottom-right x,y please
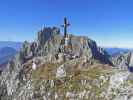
0,0 -> 133,48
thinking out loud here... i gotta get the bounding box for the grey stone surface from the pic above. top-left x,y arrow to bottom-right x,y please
112,51 -> 133,70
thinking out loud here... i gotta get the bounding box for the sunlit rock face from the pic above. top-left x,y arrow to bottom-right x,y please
19,26 -> 112,64
69,35 -> 111,64
112,51 -> 133,71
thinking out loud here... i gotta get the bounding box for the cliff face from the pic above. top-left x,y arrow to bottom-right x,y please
22,27 -> 111,64
0,27 -> 133,100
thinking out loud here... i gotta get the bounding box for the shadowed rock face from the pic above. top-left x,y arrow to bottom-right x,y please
0,27 -> 114,100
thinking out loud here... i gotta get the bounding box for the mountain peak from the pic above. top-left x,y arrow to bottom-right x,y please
19,26 -> 112,65
0,25 -> 116,100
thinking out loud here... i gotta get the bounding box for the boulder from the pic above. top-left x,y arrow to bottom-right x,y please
56,64 -> 66,78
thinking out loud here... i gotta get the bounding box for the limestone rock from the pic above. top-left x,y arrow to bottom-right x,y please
37,27 -> 60,46
56,64 -> 66,78
112,51 -> 133,70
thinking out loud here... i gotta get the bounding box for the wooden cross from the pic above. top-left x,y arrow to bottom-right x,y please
61,17 -> 70,37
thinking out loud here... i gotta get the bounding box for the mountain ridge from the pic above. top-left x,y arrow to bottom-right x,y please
0,26 -> 133,100
0,47 -> 17,70
0,41 -> 22,51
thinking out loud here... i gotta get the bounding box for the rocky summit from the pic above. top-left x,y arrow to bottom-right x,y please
0,26 -> 133,100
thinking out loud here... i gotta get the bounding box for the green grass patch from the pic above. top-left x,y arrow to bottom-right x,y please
31,63 -> 57,80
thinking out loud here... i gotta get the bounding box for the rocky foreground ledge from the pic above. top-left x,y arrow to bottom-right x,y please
0,27 -> 133,100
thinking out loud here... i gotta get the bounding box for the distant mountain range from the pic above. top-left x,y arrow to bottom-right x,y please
0,47 -> 17,64
104,47 -> 132,56
0,41 -> 22,51
0,41 -> 22,70
0,47 -> 17,71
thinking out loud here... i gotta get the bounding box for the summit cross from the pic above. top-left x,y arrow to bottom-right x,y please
61,17 -> 70,37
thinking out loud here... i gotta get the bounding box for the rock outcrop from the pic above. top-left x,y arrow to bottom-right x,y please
1,26 -> 133,100
112,51 -> 133,70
